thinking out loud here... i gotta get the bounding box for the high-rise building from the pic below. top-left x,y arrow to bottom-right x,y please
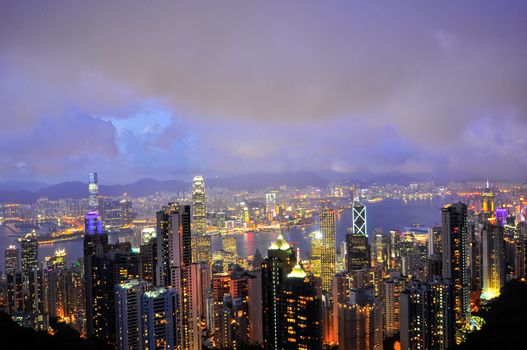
156,203 -> 200,350
320,209 -> 336,292
428,226 -> 442,256
5,245 -> 19,273
20,231 -> 38,274
346,230 -> 370,271
481,180 -> 495,214
262,234 -> 296,350
310,230 -> 323,277
280,264 -> 322,350
383,271 -> 408,337
142,287 -> 177,349
116,280 -> 150,350
441,202 -> 470,322
371,228 -> 384,269
192,175 -> 211,265
83,211 -> 115,343
481,221 -> 505,300
335,287 -> 383,350
88,172 -> 99,211
352,201 -> 367,236
515,222 -> 527,280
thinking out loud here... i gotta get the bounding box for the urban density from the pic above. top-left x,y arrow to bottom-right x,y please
1,1 -> 526,349
1,174 -> 526,349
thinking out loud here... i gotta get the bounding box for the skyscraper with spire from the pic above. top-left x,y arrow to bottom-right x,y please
88,172 -> 99,212
192,175 -> 211,264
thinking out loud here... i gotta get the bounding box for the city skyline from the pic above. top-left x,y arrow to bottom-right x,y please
1,1 -> 526,183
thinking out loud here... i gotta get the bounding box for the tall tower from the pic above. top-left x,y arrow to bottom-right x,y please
192,175 -> 211,265
262,234 -> 296,350
481,221 -> 505,300
441,202 -> 470,322
20,231 -> 39,274
116,280 -> 150,350
83,211 -> 114,343
481,180 -> 495,214
346,229 -> 370,271
5,244 -> 19,273
352,201 -> 367,236
156,203 -> 200,350
281,264 -> 322,350
320,208 -> 336,292
142,287 -> 177,349
88,172 -> 99,212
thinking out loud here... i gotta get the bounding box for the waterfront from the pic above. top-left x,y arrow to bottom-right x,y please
0,197 -> 454,271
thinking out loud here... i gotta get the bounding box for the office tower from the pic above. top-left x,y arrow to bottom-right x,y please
371,228 -> 384,269
156,203 -> 200,349
310,230 -> 322,277
336,288 -> 383,350
265,191 -> 277,218
248,268 -> 263,346
5,245 -> 19,273
116,280 -> 150,350
222,235 -> 238,271
262,234 -> 296,350
481,221 -> 505,299
441,202 -> 470,322
142,287 -> 177,350
20,231 -> 38,274
481,180 -> 494,214
88,172 -> 99,211
111,243 -> 141,284
400,282 -> 428,350
427,277 -> 455,350
64,260 -> 85,333
383,271 -> 408,337
280,264 -> 322,350
6,271 -> 24,314
320,209 -> 336,292
346,230 -> 370,271
101,199 -> 122,227
192,175 -> 211,265
44,249 -> 67,319
428,226 -> 442,256
120,198 -> 134,225
515,222 -> 527,279
213,272 -> 232,338
140,237 -> 157,284
83,211 -> 115,342
352,201 -> 367,236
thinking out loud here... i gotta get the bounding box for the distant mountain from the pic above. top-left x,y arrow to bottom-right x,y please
0,172 -> 329,203
0,180 -> 48,192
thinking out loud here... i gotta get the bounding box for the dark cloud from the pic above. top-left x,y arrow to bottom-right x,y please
0,1 -> 526,181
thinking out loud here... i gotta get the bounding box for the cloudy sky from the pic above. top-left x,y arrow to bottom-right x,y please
1,1 -> 526,184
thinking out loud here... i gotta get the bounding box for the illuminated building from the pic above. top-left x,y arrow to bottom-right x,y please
371,228 -> 384,269
320,208 -> 336,292
336,287 -> 382,350
111,242 -> 141,284
192,175 -> 211,265
280,264 -> 322,350
481,221 -> 505,300
120,198 -> 133,225
156,203 -> 201,349
88,172 -> 99,211
44,249 -> 67,320
400,278 -> 455,350
142,287 -> 177,349
383,271 -> 408,337
140,236 -> 157,284
83,211 -> 115,343
20,231 -> 39,274
222,235 -> 238,271
515,222 -> 527,280
481,180 -> 494,214
262,234 -> 295,350
428,225 -> 442,256
441,202 -> 470,322
310,230 -> 322,277
346,230 -> 370,271
247,268 -> 263,345
141,227 -> 156,244
265,191 -> 278,218
116,280 -> 150,350
5,245 -> 19,273
352,201 -> 367,236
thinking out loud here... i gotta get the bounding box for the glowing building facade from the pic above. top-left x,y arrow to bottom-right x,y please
320,209 -> 336,292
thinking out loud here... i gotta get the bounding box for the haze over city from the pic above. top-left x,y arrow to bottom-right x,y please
1,2 -> 527,350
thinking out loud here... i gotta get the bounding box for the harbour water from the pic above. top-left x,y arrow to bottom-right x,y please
0,197 -> 454,271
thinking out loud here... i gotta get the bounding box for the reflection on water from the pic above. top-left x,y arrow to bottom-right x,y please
0,197 -> 454,270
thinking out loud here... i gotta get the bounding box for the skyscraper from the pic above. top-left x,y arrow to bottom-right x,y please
441,202 -> 470,322
5,245 -> 19,273
262,234 -> 295,350
83,211 -> 115,343
280,264 -> 322,350
20,231 -> 39,274
481,220 -> 505,300
481,180 -> 495,214
156,203 -> 200,350
192,175 -> 211,265
116,280 -> 150,350
88,172 -> 99,211
142,287 -> 178,349
346,230 -> 370,271
320,208 -> 336,292
352,201 -> 367,236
